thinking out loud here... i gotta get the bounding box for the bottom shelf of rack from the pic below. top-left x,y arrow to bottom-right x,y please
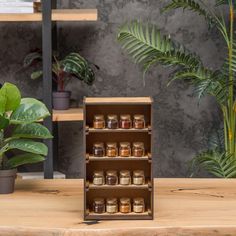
85,210 -> 152,220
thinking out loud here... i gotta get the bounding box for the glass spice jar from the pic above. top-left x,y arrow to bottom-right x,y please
93,115 -> 105,129
133,170 -> 145,185
93,171 -> 104,186
107,114 -> 119,129
132,142 -> 145,157
119,142 -> 131,157
119,198 -> 131,213
133,198 -> 145,213
120,114 -> 132,129
119,170 -> 131,185
106,142 -> 118,157
93,142 -> 105,157
93,198 -> 105,214
133,114 -> 145,129
106,198 -> 118,214
106,170 -> 118,185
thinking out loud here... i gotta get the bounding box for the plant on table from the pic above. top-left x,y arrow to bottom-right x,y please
117,0 -> 236,177
23,51 -> 96,110
0,82 -> 52,193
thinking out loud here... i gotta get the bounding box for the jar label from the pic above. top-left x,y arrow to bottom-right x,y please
133,205 -> 144,213
133,177 -> 144,185
106,205 -> 118,213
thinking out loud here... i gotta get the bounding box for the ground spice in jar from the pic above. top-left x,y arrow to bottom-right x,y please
119,142 -> 131,157
106,142 -> 118,157
93,142 -> 105,157
133,114 -> 145,129
106,198 -> 118,214
119,170 -> 131,185
133,170 -> 145,185
93,198 -> 105,214
133,198 -> 145,213
120,114 -> 132,129
93,115 -> 105,129
106,170 -> 118,185
119,198 -> 131,213
107,114 -> 118,129
132,142 -> 145,157
93,171 -> 104,185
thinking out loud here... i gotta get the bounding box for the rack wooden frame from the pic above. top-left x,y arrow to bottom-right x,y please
84,97 -> 154,220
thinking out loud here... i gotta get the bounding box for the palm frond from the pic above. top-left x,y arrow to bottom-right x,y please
191,151 -> 236,178
207,126 -> 225,152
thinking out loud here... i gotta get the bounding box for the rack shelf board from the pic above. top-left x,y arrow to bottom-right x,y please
87,181 -> 150,190
84,97 -> 153,105
52,108 -> 83,122
88,155 -> 150,161
88,128 -> 150,133
0,9 -> 98,22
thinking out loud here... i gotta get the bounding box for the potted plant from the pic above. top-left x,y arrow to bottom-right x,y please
23,51 -> 96,110
0,82 -> 52,194
118,1 -> 236,177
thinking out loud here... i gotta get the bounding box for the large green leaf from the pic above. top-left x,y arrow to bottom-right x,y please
0,115 -> 9,130
7,139 -> 48,156
0,93 -> 7,115
13,123 -> 53,139
10,98 -> 50,124
6,153 -> 45,168
0,82 -> 21,112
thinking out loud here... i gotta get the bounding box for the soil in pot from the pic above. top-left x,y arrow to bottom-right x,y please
53,91 -> 71,110
0,169 -> 17,194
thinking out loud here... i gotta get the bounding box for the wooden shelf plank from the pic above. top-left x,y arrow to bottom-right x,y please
88,155 -> 149,161
0,9 -> 98,22
88,182 -> 150,190
84,97 -> 153,104
88,128 -> 150,133
52,108 -> 83,122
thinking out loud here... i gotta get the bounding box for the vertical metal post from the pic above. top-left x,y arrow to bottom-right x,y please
42,0 -> 53,179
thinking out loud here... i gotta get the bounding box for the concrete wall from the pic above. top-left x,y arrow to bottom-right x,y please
0,0 -> 226,177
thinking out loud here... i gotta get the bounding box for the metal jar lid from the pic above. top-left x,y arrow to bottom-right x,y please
94,114 -> 104,120
106,142 -> 117,148
133,170 -> 145,177
106,170 -> 118,176
93,142 -> 104,148
120,142 -> 131,148
106,198 -> 118,204
94,198 -> 105,204
120,170 -> 131,177
93,171 -> 104,177
107,114 -> 118,120
134,114 -> 145,120
120,114 -> 131,120
120,197 -> 131,204
133,142 -> 144,148
133,197 -> 144,204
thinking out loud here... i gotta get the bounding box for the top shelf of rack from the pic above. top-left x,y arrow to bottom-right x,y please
0,9 -> 98,22
84,97 -> 153,105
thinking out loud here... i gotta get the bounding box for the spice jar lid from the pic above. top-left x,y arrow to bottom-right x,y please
93,142 -> 104,148
106,170 -> 118,176
133,142 -> 144,148
134,114 -> 145,120
106,198 -> 118,204
120,197 -> 131,204
133,197 -> 144,204
106,142 -> 117,148
120,114 -> 131,120
120,170 -> 131,177
93,171 -> 104,177
107,114 -> 118,120
120,142 -> 131,148
94,114 -> 104,120
94,198 -> 105,204
133,170 -> 145,176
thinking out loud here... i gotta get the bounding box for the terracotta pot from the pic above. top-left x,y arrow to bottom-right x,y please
53,91 -> 71,110
0,169 -> 17,194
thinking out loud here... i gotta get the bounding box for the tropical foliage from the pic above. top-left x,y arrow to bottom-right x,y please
0,82 -> 52,170
118,0 -> 236,177
23,51 -> 96,91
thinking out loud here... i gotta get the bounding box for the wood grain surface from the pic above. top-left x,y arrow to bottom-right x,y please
0,178 -> 236,236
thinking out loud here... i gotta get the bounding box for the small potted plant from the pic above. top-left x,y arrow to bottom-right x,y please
0,82 -> 52,194
23,51 -> 96,110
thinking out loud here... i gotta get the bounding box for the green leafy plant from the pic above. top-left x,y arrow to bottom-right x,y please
117,0 -> 236,177
0,82 -> 52,170
23,51 -> 96,91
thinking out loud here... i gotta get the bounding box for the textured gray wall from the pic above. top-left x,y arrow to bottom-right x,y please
0,1 -> 226,177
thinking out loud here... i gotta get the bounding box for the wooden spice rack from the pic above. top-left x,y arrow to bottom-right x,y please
84,97 -> 154,220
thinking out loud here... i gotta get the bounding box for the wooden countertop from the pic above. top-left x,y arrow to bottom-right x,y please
0,179 -> 236,236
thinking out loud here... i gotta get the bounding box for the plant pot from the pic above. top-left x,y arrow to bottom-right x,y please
0,169 -> 17,194
53,91 -> 71,110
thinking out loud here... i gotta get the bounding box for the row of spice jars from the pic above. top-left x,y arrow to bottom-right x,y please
93,114 -> 146,129
93,170 -> 145,186
93,197 -> 145,214
93,142 -> 145,157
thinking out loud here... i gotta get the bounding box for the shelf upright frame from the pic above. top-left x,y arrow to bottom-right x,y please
42,0 -> 53,179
